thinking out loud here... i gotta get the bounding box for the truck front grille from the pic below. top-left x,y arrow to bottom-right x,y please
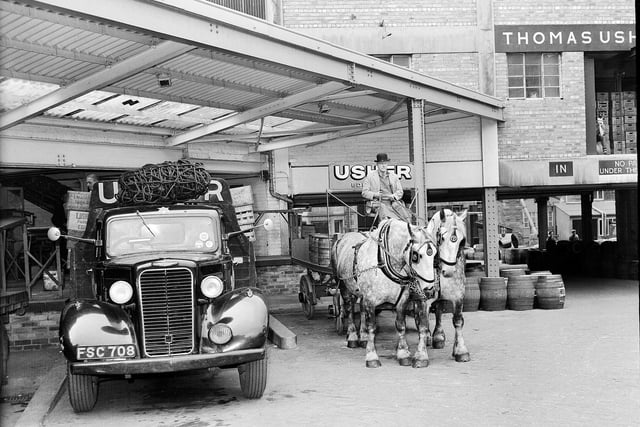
138,267 -> 195,357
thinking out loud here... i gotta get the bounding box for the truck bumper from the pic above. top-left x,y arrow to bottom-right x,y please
70,347 -> 265,376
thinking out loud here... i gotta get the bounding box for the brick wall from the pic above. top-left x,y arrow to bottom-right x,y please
413,53 -> 480,91
493,0 -> 636,24
282,0 -> 477,28
496,52 -> 587,159
7,311 -> 59,351
256,264 -> 305,295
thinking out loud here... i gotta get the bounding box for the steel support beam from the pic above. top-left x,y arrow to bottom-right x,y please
166,82 -> 349,146
19,0 -> 504,121
408,99 -> 427,226
0,136 -> 262,174
483,187 -> 500,277
0,41 -> 194,130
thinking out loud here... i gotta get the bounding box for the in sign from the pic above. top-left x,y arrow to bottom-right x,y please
549,161 -> 573,177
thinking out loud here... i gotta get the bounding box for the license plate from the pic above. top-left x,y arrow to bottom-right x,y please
77,345 -> 137,360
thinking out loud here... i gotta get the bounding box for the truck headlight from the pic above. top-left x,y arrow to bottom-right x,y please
208,323 -> 233,344
201,276 -> 224,298
109,280 -> 133,304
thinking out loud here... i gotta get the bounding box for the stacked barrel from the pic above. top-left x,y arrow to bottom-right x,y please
476,269 -> 565,311
308,233 -> 335,266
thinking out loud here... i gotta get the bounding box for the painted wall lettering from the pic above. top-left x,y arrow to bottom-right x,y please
599,159 -> 638,175
549,161 -> 573,177
329,163 -> 414,191
495,24 -> 636,52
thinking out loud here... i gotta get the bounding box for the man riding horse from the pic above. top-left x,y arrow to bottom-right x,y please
361,153 -> 411,223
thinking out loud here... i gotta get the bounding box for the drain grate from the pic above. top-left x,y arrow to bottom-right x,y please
1,392 -> 34,404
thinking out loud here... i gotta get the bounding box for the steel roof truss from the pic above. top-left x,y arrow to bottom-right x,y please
0,40 -> 194,130
21,0 -> 503,121
165,81 -> 350,146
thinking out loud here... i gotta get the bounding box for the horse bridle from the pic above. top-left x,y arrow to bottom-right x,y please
437,210 -> 464,267
378,221 -> 436,286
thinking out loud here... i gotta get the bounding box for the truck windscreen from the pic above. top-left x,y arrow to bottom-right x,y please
106,212 -> 219,257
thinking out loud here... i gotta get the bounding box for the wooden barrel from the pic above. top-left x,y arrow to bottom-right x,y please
463,277 -> 480,312
308,234 -> 318,264
507,275 -> 536,310
527,249 -> 545,272
500,268 -> 526,278
316,234 -> 331,266
535,274 -> 565,309
529,270 -> 553,276
479,277 -> 507,311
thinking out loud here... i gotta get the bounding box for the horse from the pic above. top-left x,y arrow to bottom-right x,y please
331,218 -> 438,368
426,208 -> 470,362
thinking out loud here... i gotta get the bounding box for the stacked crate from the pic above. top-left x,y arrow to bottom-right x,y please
622,91 -> 637,154
596,92 -> 610,153
230,185 -> 255,241
611,92 -> 626,153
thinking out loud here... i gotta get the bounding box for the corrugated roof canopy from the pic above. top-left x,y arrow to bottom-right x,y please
0,0 -> 504,175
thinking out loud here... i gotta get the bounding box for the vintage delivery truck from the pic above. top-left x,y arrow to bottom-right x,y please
48,165 -> 271,412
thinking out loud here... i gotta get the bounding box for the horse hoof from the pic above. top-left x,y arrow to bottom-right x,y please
347,340 -> 359,349
432,340 -> 445,349
358,341 -> 367,348
397,358 -> 412,367
366,360 -> 382,368
455,353 -> 471,362
412,359 -> 430,368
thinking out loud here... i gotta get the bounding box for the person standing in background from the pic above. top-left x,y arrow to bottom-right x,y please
86,173 -> 98,192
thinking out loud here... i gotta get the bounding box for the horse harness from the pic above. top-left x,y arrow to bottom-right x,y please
347,221 -> 437,301
436,209 -> 464,268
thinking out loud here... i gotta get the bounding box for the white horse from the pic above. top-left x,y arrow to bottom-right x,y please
332,218 -> 438,368
426,209 -> 470,362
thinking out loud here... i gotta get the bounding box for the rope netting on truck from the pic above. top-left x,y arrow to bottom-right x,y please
117,160 -> 211,205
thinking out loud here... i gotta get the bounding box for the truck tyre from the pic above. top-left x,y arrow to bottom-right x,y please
68,364 -> 99,412
238,354 -> 267,399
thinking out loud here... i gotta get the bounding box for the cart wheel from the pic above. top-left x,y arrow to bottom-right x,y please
333,293 -> 345,334
299,275 -> 315,319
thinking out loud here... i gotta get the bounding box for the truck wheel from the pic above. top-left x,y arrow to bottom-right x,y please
67,364 -> 99,412
238,354 -> 268,399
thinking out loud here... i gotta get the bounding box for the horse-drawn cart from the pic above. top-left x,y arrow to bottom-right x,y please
291,235 -> 344,333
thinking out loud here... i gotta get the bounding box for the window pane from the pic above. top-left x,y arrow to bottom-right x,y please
526,76 -> 541,87
509,88 -> 525,98
391,55 -> 411,68
508,77 -> 524,87
544,65 -> 559,75
525,53 -> 542,64
507,54 -> 524,65
544,87 -> 560,97
525,64 -> 541,75
543,53 -> 559,64
508,64 -> 524,76
544,76 -> 560,86
526,88 -> 541,98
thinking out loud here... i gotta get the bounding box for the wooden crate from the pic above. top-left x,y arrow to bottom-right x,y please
230,186 -> 253,206
235,204 -> 255,241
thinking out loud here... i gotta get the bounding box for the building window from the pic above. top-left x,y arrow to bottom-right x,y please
373,54 -> 412,69
207,0 -> 265,19
507,53 -> 561,99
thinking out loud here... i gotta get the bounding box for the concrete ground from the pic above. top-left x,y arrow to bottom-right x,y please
1,276 -> 638,426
